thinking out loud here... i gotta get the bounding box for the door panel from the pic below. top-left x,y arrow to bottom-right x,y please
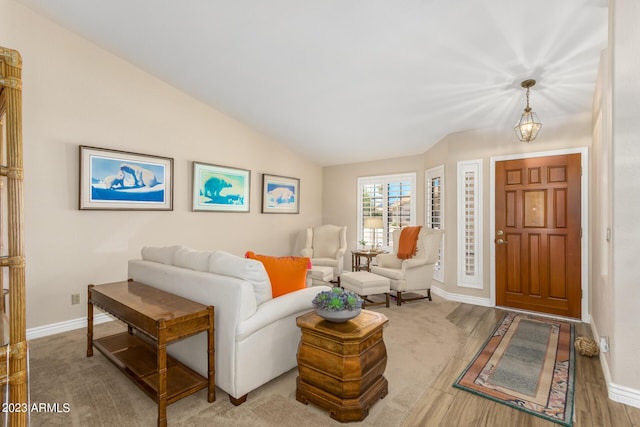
495,154 -> 581,318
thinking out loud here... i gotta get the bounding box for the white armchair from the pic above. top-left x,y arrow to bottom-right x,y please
370,227 -> 444,306
301,224 -> 347,279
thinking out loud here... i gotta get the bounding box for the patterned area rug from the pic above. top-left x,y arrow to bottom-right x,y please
453,312 -> 575,426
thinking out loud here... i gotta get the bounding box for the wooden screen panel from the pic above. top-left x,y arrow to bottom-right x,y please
549,235 -> 567,299
506,234 -> 521,293
0,46 -> 28,427
528,234 -> 541,296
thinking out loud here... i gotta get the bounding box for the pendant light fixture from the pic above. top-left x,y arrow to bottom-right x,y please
514,79 -> 542,142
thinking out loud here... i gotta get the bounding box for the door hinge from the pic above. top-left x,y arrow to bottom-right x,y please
580,228 -> 583,238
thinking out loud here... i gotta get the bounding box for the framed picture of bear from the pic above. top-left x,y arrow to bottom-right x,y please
261,174 -> 300,214
192,162 -> 251,212
79,145 -> 174,210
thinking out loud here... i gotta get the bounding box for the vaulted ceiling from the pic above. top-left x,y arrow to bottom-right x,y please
17,0 -> 608,165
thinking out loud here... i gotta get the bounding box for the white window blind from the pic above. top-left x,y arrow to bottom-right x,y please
426,165 -> 445,282
457,160 -> 483,289
358,173 -> 416,250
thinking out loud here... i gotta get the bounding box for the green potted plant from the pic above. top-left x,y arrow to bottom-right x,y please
312,287 -> 363,323
358,239 -> 367,250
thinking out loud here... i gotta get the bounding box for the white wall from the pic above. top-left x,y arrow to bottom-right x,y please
588,0 -> 640,405
609,0 -> 640,397
0,0 -> 323,328
591,47 -> 616,391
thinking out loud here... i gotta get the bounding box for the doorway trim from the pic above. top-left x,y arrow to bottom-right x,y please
489,147 -> 589,322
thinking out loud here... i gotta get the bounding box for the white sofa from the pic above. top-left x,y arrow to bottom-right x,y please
127,245 -> 330,405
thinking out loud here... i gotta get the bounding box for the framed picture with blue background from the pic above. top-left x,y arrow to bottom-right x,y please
261,174 -> 300,214
79,145 -> 173,210
192,162 -> 251,212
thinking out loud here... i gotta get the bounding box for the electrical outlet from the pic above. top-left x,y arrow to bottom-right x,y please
71,293 -> 80,305
600,336 -> 609,353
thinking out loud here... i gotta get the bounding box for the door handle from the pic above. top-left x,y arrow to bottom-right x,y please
495,238 -> 508,245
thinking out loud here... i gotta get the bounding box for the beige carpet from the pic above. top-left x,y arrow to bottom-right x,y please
28,295 -> 463,427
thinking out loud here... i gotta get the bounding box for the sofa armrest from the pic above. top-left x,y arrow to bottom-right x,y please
402,257 -> 428,271
237,285 -> 331,340
301,248 -> 313,258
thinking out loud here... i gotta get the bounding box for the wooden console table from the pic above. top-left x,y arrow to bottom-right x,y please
87,279 -> 215,427
296,310 -> 388,422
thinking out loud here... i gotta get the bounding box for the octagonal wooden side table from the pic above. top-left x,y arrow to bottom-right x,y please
295,309 -> 388,422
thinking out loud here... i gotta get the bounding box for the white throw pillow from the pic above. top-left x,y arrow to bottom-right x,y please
141,245 -> 180,265
209,250 -> 272,305
174,247 -> 211,272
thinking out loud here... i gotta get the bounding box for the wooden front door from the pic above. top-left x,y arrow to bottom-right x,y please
495,154 -> 581,318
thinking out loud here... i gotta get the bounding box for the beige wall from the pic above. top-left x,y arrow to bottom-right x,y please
323,154 -> 425,272
609,0 -> 640,394
591,47 -> 615,386
1,0 -> 323,328
587,0 -> 640,400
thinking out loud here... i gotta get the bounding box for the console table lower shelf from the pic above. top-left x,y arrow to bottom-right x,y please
87,280 -> 215,427
93,332 -> 208,405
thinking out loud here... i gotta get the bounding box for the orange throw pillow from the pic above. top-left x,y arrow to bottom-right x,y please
245,251 -> 310,298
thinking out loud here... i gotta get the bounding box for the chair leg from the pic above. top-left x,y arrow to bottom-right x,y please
385,293 -> 390,308
394,290 -> 432,305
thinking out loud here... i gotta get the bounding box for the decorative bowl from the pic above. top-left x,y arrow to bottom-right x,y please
315,308 -> 361,323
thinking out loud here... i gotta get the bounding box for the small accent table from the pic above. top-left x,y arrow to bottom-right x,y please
351,250 -> 385,272
296,310 -> 389,422
87,279 -> 215,427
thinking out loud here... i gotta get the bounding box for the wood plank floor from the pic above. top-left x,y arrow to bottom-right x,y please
403,304 -> 640,427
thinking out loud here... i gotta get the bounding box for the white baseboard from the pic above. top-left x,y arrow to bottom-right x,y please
26,313 -> 113,340
589,320 -> 612,381
431,285 -> 491,307
609,382 -> 640,408
590,319 -> 640,409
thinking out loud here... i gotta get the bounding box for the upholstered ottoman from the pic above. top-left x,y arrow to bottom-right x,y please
308,265 -> 334,286
340,271 -> 390,308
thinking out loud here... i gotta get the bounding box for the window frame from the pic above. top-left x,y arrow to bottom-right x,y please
357,172 -> 416,251
457,159 -> 483,289
425,164 -> 445,282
